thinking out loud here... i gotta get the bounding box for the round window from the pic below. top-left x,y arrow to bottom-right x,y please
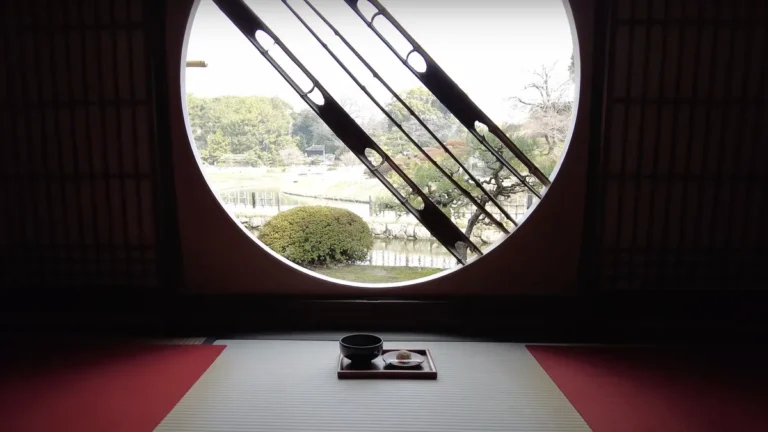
183,0 -> 578,285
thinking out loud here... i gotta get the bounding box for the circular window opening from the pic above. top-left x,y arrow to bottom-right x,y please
183,0 -> 578,285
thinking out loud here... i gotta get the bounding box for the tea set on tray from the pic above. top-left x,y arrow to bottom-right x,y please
340,334 -> 424,366
337,333 -> 438,379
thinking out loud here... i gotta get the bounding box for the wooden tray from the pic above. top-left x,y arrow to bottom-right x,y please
337,349 -> 437,379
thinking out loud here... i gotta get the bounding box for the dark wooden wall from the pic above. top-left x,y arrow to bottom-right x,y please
583,0 -> 767,292
0,0 -> 766,337
0,0 -> 179,291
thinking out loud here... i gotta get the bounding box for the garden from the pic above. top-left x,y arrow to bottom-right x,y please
187,64 -> 574,283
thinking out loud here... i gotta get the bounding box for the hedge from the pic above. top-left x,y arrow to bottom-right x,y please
258,206 -> 373,266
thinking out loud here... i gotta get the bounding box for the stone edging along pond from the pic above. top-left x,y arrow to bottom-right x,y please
234,212 -> 505,245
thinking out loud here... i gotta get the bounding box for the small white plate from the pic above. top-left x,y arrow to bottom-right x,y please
382,351 -> 425,368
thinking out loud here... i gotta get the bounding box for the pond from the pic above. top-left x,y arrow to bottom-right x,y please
220,187 -> 534,226
365,238 -> 456,270
230,187 -> 458,269
247,226 -> 457,270
227,186 -> 528,271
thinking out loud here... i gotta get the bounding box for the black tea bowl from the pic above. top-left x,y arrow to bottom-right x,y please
339,334 -> 384,363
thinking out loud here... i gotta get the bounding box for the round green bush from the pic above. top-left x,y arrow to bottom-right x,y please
258,206 -> 373,266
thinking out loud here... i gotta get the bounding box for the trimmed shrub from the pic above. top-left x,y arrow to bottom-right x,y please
258,206 -> 373,266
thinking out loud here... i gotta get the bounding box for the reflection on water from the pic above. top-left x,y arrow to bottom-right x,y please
222,187 -> 534,228
232,189 -> 457,270
248,225 -> 456,270
365,239 -> 456,269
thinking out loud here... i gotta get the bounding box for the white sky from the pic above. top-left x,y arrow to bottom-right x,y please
185,0 -> 575,124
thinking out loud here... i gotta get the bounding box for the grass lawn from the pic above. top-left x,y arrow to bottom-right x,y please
202,169 -> 287,191
202,167 -> 388,201
313,265 -> 444,283
290,179 -> 385,202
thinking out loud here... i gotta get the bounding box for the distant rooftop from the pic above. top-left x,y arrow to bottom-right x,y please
305,144 -> 325,153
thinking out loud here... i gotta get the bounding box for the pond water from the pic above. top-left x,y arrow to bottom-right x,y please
365,238 -> 456,269
220,187 -> 533,225
232,187 -> 458,269
227,185 -> 530,271
247,225 -> 456,270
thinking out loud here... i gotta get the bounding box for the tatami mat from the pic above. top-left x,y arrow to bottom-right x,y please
218,332 -> 480,342
156,340 -> 589,431
144,337 -> 208,345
